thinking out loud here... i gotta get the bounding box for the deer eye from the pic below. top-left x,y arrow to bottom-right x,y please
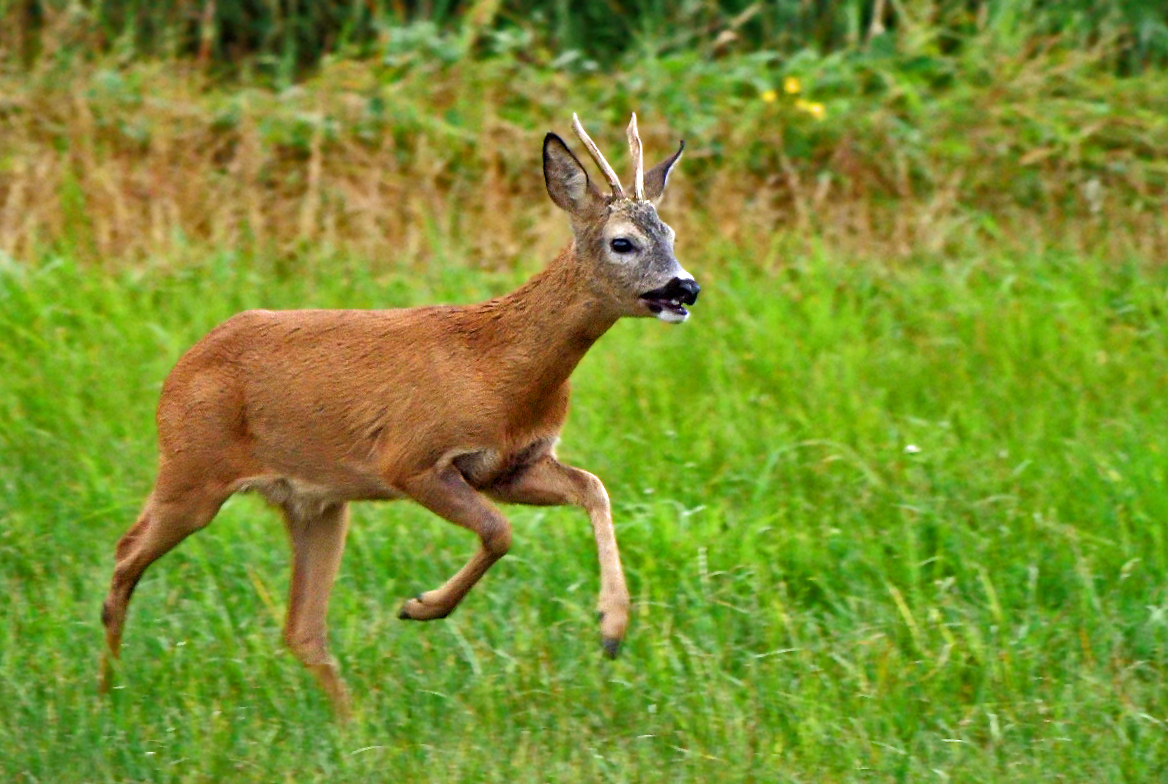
610,238 -> 635,254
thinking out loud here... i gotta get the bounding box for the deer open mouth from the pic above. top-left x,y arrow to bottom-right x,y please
639,278 -> 700,324
641,296 -> 690,323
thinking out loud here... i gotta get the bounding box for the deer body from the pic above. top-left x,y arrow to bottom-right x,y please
100,116 -> 699,716
168,259 -> 600,502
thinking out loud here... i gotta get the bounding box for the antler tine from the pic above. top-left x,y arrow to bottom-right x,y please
626,113 -> 645,201
572,113 -> 625,199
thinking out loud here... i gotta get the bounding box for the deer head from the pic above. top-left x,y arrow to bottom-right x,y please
542,113 -> 700,324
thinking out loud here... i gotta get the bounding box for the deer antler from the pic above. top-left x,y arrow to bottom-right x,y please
626,113 -> 645,201
572,113 -> 625,199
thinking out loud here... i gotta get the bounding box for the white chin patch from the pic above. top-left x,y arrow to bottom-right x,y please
656,308 -> 689,324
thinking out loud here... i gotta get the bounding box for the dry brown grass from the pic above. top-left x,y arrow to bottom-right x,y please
1,51 -> 1166,270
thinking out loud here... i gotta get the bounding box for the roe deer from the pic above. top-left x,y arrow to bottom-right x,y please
99,114 -> 700,716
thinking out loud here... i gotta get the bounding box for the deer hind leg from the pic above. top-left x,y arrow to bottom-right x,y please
280,499 -> 351,719
486,456 -> 630,658
99,476 -> 229,693
397,465 -> 512,622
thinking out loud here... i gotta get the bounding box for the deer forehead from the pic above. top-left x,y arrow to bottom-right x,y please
603,203 -> 675,245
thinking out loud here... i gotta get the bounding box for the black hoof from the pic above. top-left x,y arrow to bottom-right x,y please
601,638 -> 622,659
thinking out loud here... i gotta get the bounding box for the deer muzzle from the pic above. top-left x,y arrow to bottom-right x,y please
640,276 -> 701,323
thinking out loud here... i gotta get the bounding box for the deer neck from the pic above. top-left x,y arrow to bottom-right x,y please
469,243 -> 618,393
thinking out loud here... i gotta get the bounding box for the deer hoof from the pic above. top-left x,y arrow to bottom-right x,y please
601,637 -> 622,659
399,594 -> 452,621
398,594 -> 425,620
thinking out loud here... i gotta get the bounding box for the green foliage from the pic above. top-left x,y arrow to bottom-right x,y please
1,238 -> 1167,780
3,0 -> 1167,78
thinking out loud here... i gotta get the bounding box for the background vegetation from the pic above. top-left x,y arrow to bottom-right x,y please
1,1 -> 1167,781
5,0 -> 1168,75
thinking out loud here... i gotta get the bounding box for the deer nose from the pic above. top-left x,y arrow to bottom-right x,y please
677,278 -> 700,306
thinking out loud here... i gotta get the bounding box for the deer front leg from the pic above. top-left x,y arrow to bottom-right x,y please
486,456 -> 630,658
397,465 -> 512,622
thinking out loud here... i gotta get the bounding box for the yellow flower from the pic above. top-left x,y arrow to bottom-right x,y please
784,76 -> 801,95
795,99 -> 826,120
761,89 -> 778,103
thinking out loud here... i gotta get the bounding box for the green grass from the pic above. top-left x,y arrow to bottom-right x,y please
1,237 -> 1167,782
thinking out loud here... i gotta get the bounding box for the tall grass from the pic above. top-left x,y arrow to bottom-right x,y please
1,235 -> 1166,781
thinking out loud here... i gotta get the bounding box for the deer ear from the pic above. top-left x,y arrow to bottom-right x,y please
643,140 -> 685,205
544,133 -> 604,217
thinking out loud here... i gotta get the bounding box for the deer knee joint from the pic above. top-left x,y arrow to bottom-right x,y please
575,471 -> 611,514
114,518 -> 148,561
285,631 -> 333,666
482,517 -> 512,557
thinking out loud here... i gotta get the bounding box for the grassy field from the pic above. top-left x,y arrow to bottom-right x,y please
3,2 -> 1167,779
1,230 -> 1166,780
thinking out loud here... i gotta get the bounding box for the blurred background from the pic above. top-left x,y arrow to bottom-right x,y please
2,0 -> 1166,266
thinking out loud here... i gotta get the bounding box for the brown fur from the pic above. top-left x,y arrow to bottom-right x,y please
98,120 -> 695,717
